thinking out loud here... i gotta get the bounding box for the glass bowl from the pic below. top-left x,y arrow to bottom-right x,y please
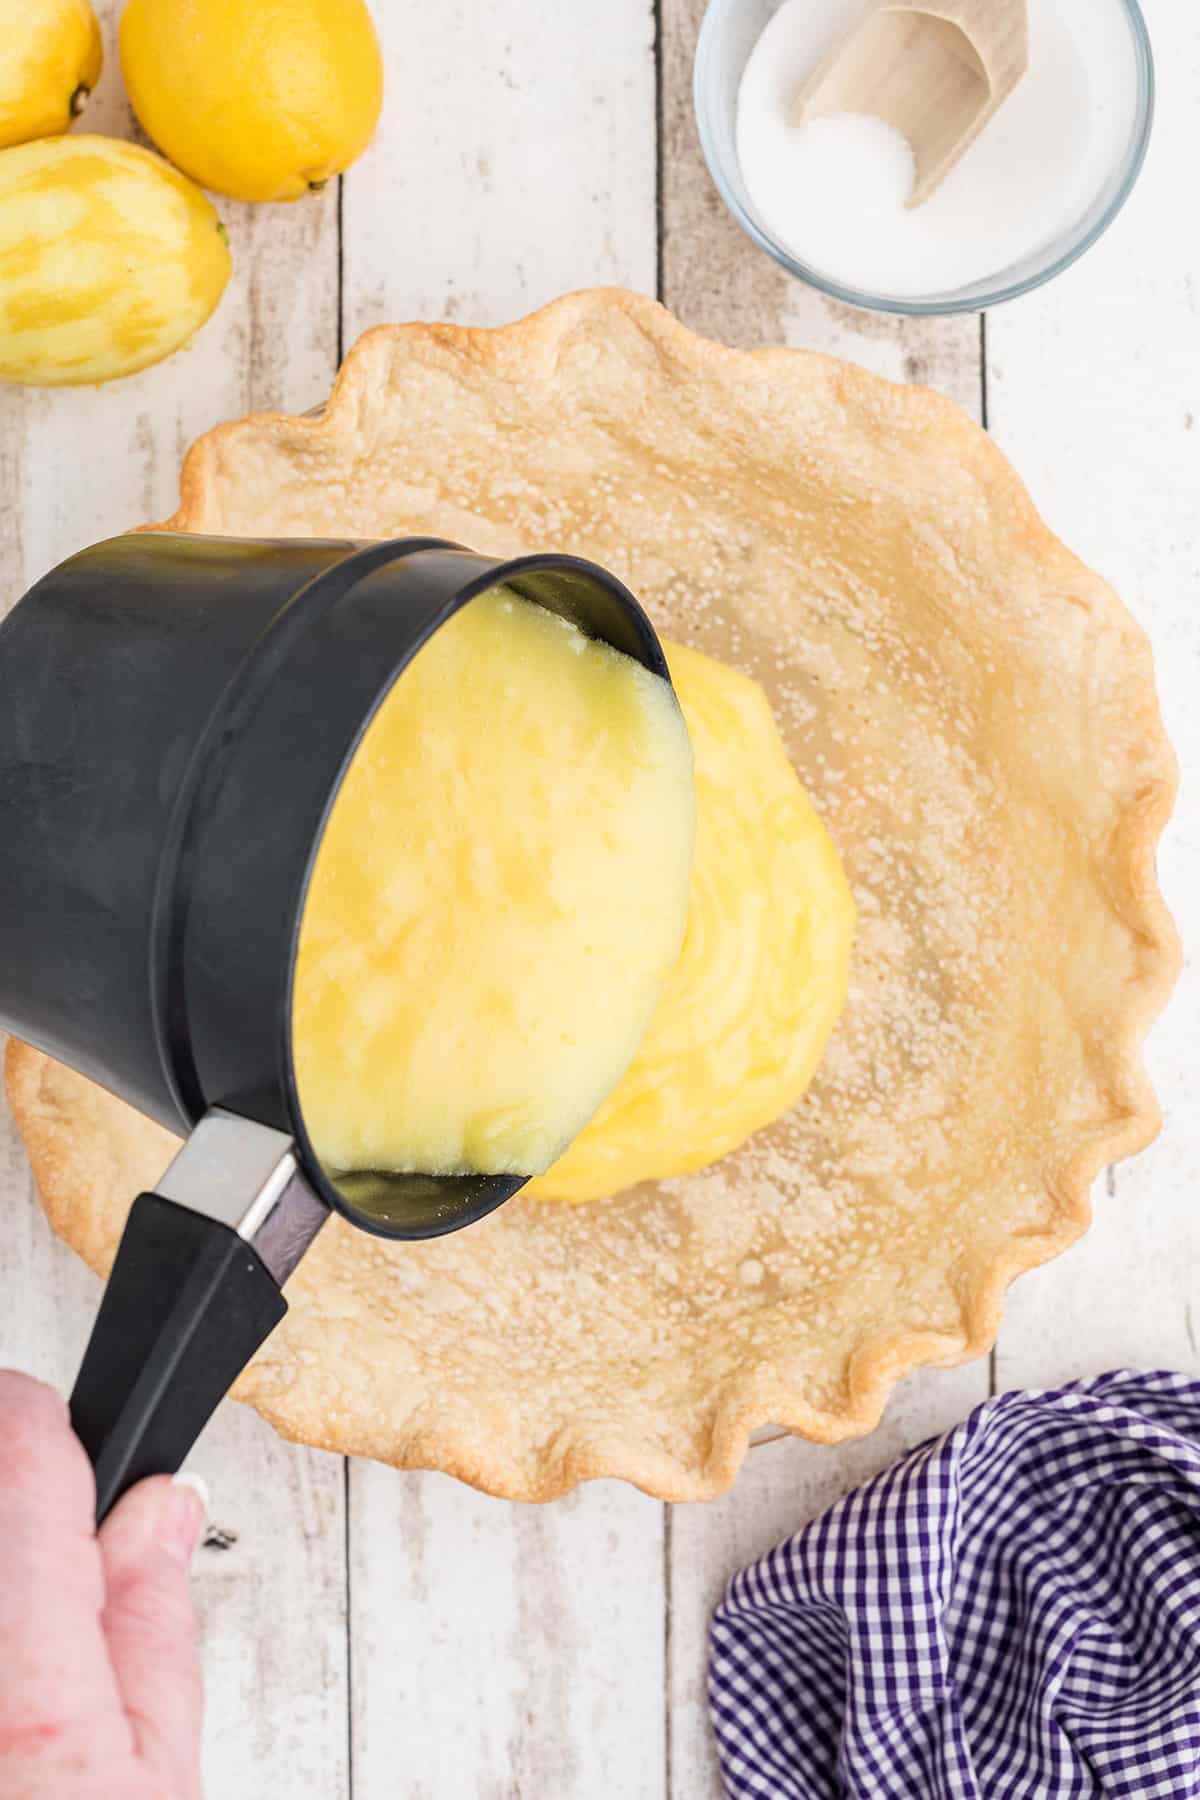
694,0 -> 1155,315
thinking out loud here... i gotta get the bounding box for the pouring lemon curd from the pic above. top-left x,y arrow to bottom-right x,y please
292,578 -> 855,1200
530,640 -> 855,1203
292,585 -> 697,1181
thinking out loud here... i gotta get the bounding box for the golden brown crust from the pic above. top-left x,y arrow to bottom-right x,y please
10,289 -> 1180,1501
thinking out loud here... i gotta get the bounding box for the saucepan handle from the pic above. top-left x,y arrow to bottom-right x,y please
68,1108 -> 330,1523
70,1191 -> 288,1523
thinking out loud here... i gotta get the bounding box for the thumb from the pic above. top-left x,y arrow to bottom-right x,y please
98,1474 -> 207,1800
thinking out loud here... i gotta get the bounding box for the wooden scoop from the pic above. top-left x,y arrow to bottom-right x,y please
790,0 -> 1028,209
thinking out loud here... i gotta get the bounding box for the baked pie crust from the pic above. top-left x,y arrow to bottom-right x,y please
8,290 -> 1180,1501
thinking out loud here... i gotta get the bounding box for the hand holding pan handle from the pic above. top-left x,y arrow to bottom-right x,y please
69,1112 -> 330,1524
11,531 -> 677,1522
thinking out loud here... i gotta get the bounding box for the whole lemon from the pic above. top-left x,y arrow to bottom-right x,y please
0,135 -> 231,385
0,0 -> 103,150
119,0 -> 384,204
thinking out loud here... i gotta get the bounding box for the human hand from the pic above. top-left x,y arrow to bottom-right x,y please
0,1370 -> 206,1799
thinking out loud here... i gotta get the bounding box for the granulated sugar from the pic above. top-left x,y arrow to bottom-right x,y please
736,0 -> 1140,299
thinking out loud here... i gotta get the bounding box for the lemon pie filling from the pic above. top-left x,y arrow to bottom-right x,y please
292,586 -> 696,1180
528,641 -> 856,1203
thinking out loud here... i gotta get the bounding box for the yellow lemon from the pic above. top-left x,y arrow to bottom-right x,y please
0,135 -> 231,385
119,0 -> 384,203
0,0 -> 102,150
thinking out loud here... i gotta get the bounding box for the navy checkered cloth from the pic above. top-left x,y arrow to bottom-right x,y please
709,1371 -> 1200,1798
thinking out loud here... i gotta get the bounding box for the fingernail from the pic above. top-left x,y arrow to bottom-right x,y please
162,1471 -> 210,1564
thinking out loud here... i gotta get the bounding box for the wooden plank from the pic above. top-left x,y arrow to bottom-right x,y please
340,7 -> 666,1798
342,0 -> 657,329
0,7 -> 350,1796
349,1472 -> 664,1798
659,2 -> 991,1790
989,2 -> 1200,1390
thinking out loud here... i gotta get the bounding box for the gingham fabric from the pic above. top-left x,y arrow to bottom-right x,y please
709,1371 -> 1200,1799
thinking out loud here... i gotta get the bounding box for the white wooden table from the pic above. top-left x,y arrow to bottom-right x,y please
1,2 -> 1196,1794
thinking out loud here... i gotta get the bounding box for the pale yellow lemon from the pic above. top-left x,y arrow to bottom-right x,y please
0,136 -> 231,385
0,0 -> 102,150
293,588 -> 695,1180
119,0 -> 384,204
528,640 -> 855,1204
